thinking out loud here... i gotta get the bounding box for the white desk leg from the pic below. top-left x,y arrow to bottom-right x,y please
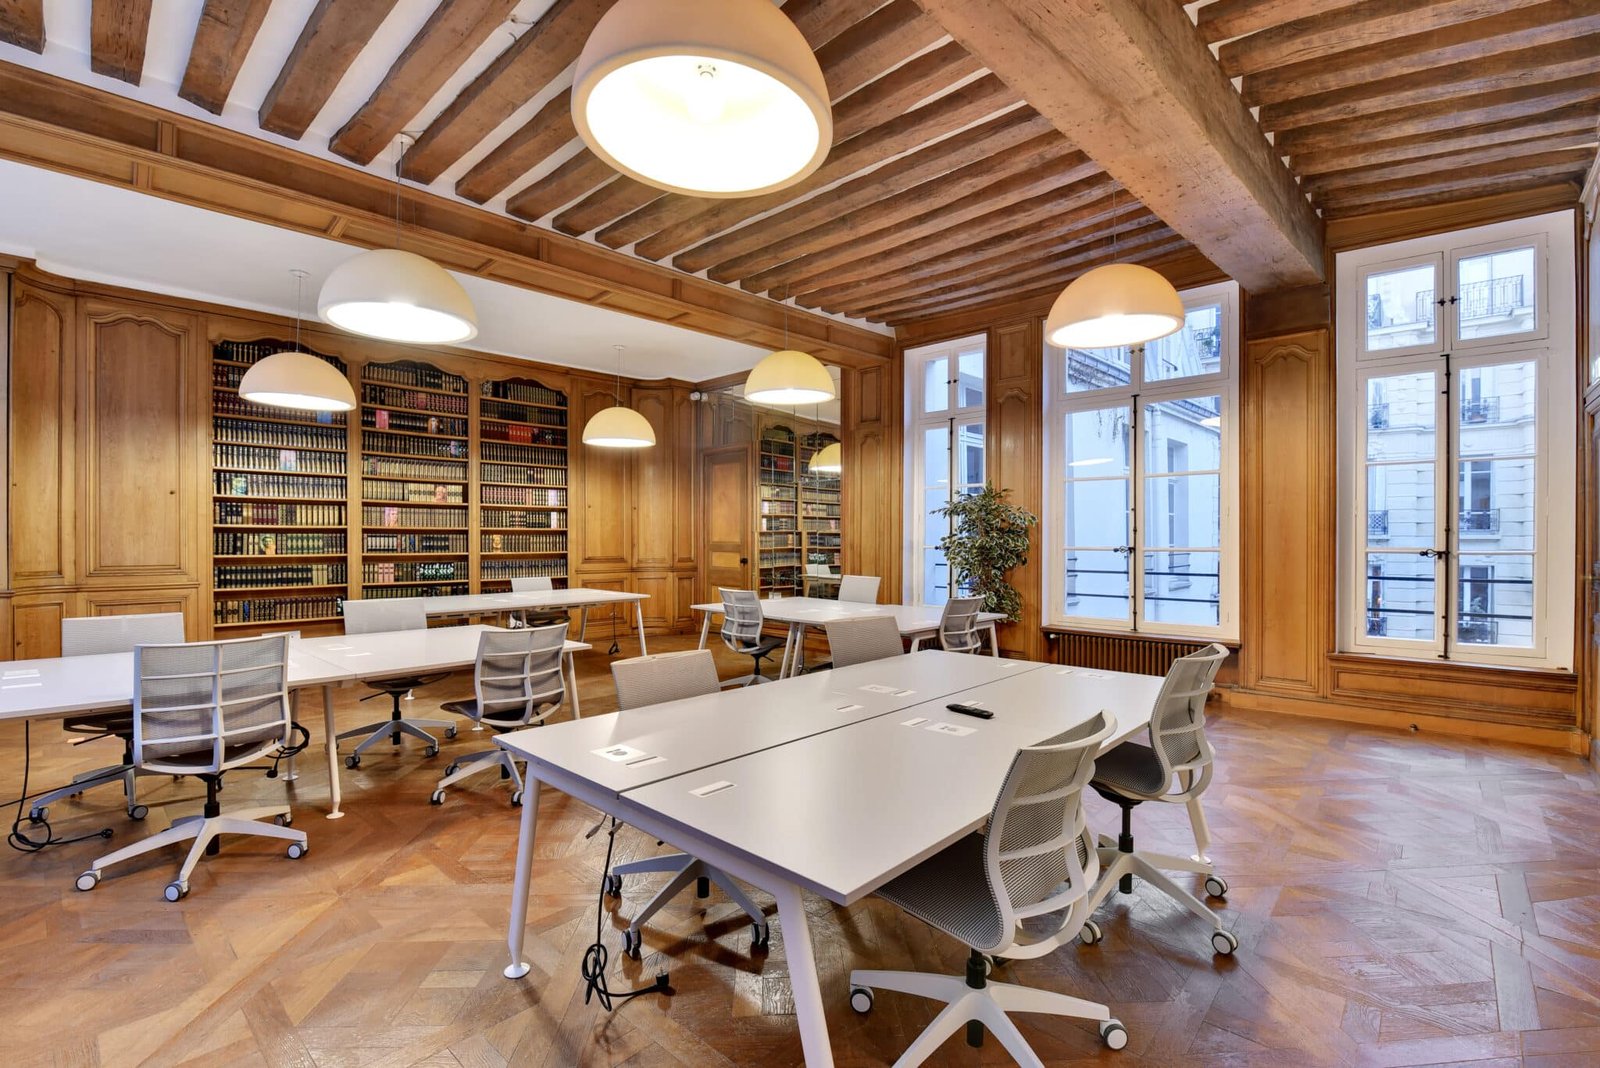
780,622 -> 803,679
566,653 -> 582,719
773,880 -> 835,1068
578,607 -> 589,642
504,776 -> 542,979
987,622 -> 1001,657
635,602 -> 648,655
283,690 -> 300,781
322,684 -> 344,820
697,611 -> 712,649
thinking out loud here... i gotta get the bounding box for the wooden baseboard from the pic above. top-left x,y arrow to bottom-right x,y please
1220,687 -> 1591,755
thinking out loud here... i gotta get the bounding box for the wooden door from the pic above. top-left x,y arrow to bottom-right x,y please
701,445 -> 752,599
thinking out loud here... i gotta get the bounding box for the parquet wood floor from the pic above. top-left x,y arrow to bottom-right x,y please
2,636 -> 1598,1067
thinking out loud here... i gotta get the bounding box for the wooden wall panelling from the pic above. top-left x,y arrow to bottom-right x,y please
631,385 -> 675,571
1239,329 -> 1332,695
572,375 -> 632,572
77,300 -> 202,585
11,589 -> 76,658
986,318 -> 1045,659
675,571 -> 697,631
81,587 -> 201,639
840,360 -> 902,603
672,386 -> 698,573
633,572 -> 672,631
8,277 -> 75,587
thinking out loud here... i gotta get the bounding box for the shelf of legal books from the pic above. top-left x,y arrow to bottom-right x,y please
479,375 -> 569,591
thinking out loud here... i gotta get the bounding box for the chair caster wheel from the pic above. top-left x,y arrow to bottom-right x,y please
751,922 -> 770,951
1079,919 -> 1103,946
445,763 -> 460,777
430,790 -> 445,805
445,725 -> 458,739
75,871 -> 100,892
164,881 -> 189,902
424,745 -> 440,758
621,928 -> 642,959
28,807 -> 47,824
287,842 -> 308,860
696,875 -> 710,899
128,804 -> 149,821
850,987 -> 874,1014
1211,929 -> 1238,956
510,790 -> 523,807
1100,1019 -> 1128,1050
604,873 -> 622,898
344,755 -> 360,769
1204,874 -> 1229,898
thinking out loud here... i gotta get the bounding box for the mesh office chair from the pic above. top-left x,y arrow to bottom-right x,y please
1077,643 -> 1237,955
509,576 -> 570,630
719,588 -> 785,686
336,598 -> 455,768
836,574 -> 881,603
605,650 -> 770,957
935,595 -> 987,653
28,613 -> 187,826
824,616 -> 905,669
74,635 -> 307,901
849,712 -> 1128,1062
430,625 -> 569,807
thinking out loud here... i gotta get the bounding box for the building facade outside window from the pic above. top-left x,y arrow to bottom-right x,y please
1336,211 -> 1576,670
903,335 -> 986,606
1044,281 -> 1241,639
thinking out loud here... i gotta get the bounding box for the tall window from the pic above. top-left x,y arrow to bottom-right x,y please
1046,282 -> 1240,638
904,335 -> 986,605
1337,211 -> 1575,669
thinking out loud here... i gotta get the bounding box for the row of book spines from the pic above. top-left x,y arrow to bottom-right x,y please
215,532 -> 347,555
362,457 -> 468,480
362,431 -> 468,458
482,533 -> 567,552
481,381 -> 566,407
480,443 -> 565,465
480,422 -> 568,446
214,418 -> 346,450
481,463 -> 567,486
363,562 -> 468,583
214,391 -> 345,423
361,584 -> 470,599
214,564 -> 348,588
361,410 -> 468,436
214,596 -> 343,624
480,399 -> 568,425
482,560 -> 567,579
479,510 -> 563,528
214,473 -> 346,499
361,384 -> 469,414
481,487 -> 567,506
214,502 -> 346,526
362,364 -> 468,393
214,444 -> 345,474
360,506 -> 468,528
363,534 -> 467,552
361,481 -> 467,504
215,341 -> 345,372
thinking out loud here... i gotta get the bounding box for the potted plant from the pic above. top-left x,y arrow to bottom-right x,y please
934,483 -> 1038,623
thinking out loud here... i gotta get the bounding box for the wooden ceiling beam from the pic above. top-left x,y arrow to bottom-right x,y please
1194,0 -> 1366,44
1304,132 -> 1600,196
731,140 -> 1092,293
453,90 -> 573,204
504,150 -> 616,221
783,0 -> 893,50
329,0 -> 522,166
1291,107 -> 1600,177
1260,34 -> 1600,133
1320,173 -> 1587,220
90,0 -> 154,85
814,0 -> 946,101
597,73 -> 1015,254
913,0 -> 1324,291
178,0 -> 272,114
1242,0 -> 1600,109
1273,73 -> 1600,155
675,108 -> 1055,275
831,39 -> 982,143
552,173 -> 661,236
257,0 -> 400,139
400,0 -> 615,185
0,1 -> 45,52
1314,149 -> 1596,210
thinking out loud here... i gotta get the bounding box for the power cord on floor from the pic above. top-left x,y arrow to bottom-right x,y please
580,817 -> 670,1011
7,722 -> 115,853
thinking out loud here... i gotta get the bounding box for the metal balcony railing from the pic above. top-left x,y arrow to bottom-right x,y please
1415,276 -> 1526,327
1368,402 -> 1390,429
1459,508 -> 1500,534
1368,510 -> 1389,536
1457,618 -> 1499,644
1461,397 -> 1500,424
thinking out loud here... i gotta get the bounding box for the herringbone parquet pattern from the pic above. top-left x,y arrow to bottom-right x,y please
2,637 -> 1597,1067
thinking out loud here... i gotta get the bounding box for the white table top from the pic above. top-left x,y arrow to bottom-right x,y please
497,651 -> 1042,796
689,597 -> 1006,633
297,625 -> 588,677
622,665 -> 1164,904
419,588 -> 646,616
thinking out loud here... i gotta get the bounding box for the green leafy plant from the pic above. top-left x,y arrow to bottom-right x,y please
934,483 -> 1038,623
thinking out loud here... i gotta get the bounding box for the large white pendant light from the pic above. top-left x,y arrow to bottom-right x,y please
807,441 -> 842,474
744,347 -> 835,405
319,136 -> 478,345
572,0 -> 832,197
239,269 -> 357,413
1045,262 -> 1186,349
583,345 -> 656,449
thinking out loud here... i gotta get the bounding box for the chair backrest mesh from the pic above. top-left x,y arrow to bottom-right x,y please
939,596 -> 986,652
824,616 -> 904,669
510,576 -> 554,592
836,575 -> 881,603
1145,642 -> 1228,793
612,650 -> 720,710
473,625 -> 568,727
133,635 -> 291,773
982,711 -> 1115,941
343,597 -> 427,635
719,588 -> 766,651
62,612 -> 184,657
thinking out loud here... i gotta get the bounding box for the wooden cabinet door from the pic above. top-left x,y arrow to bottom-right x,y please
701,445 -> 752,598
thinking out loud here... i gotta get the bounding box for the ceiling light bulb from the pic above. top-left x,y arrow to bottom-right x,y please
684,63 -> 724,124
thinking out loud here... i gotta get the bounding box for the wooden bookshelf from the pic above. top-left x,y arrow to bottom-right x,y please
358,360 -> 471,599
757,424 -> 802,596
800,430 -> 843,598
478,376 -> 570,591
210,339 -> 351,630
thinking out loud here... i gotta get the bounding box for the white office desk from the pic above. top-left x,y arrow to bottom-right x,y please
497,654 -> 1159,1068
690,597 -> 1006,678
416,588 -> 649,654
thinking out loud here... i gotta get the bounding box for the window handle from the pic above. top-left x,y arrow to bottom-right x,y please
1418,548 -> 1449,559
1113,545 -> 1133,556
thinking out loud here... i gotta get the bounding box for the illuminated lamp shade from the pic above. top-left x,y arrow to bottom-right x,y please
744,348 -> 836,405
571,0 -> 832,197
1045,263 -> 1185,349
808,441 -> 842,474
238,351 -> 356,413
583,405 -> 657,448
318,248 -> 478,344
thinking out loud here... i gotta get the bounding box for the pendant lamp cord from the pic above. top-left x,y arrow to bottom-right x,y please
289,268 -> 307,353
613,345 -> 625,404
393,134 -> 416,251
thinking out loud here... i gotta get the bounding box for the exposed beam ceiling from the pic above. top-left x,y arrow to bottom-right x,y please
89,0 -> 154,85
0,1 -> 44,53
178,0 -> 272,114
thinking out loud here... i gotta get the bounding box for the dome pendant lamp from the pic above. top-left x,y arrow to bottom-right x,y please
745,290 -> 836,406
583,345 -> 656,449
572,0 -> 832,197
319,136 -> 478,345
239,269 -> 357,413
807,441 -> 842,475
1044,188 -> 1184,349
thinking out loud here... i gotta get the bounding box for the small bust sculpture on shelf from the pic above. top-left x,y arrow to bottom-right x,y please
934,483 -> 1038,623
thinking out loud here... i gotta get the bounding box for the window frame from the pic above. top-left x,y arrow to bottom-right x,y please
1043,280 -> 1241,641
903,333 -> 987,606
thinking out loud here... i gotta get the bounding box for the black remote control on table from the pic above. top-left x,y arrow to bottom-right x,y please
946,703 -> 994,719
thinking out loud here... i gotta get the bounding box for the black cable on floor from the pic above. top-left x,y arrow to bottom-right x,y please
580,818 -> 670,1011
7,722 -> 115,853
